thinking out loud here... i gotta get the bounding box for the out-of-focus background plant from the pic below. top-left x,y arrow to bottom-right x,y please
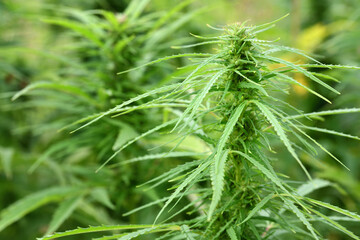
0,0 -> 359,239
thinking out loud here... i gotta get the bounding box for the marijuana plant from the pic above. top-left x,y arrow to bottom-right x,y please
0,1 -> 201,238
35,15 -> 360,240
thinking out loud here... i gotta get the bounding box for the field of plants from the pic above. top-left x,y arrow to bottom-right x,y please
1,0 -> 360,239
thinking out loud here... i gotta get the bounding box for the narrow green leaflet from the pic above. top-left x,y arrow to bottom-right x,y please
299,64 -> 360,70
260,43 -> 324,65
172,40 -> 222,49
285,108 -> 360,120
298,125 -> 360,141
154,159 -> 212,224
117,227 -> 158,240
208,149 -> 229,220
254,101 -> 311,179
251,14 -> 289,31
69,83 -> 181,133
260,55 -> 340,95
181,225 -> 196,240
97,119 -> 178,172
311,72 -> 340,82
38,224 -> 180,240
216,102 -> 247,157
117,53 -> 211,75
117,152 -> 208,165
148,0 -> 194,34
281,197 -> 319,240
175,69 -> 227,131
305,198 -> 360,221
0,147 -> 13,179
45,195 -> 83,236
297,179 -> 332,197
275,72 -> 330,103
125,0 -> 151,22
11,81 -> 96,104
42,18 -> 103,47
123,196 -> 168,217
226,227 -> 238,240
311,209 -> 360,240
93,233 -> 128,240
238,82 -> 268,96
248,221 -> 262,240
137,159 -> 202,190
112,125 -> 139,150
288,121 -> 350,170
232,151 -> 288,198
241,193 -> 274,224
90,188 -> 115,210
0,187 -> 82,232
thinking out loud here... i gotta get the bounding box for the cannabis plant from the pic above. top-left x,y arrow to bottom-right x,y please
0,1 -> 200,238
34,15 -> 360,239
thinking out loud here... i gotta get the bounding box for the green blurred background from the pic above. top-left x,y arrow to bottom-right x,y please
1,0 -> 359,239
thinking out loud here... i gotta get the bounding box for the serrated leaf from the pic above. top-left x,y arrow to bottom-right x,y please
93,233 -> 128,240
117,227 -> 156,240
68,83 -> 181,133
45,195 -> 83,236
216,102 -> 247,156
207,102 -> 247,220
97,119 -> 178,172
261,43 -> 323,65
232,151 -> 288,198
287,121 -> 350,170
208,149 -> 229,220
181,225 -> 195,240
117,53 -> 211,75
238,82 -> 268,96
226,227 -> 238,240
260,55 -> 340,95
275,72 -> 330,103
311,209 -> 360,240
305,198 -> 360,221
282,197 -> 319,240
298,126 -> 360,141
254,101 -> 311,179
144,134 -> 210,153
38,224 -> 180,240
285,108 -> 360,120
175,69 -> 227,131
311,72 -> 339,82
137,159 -> 201,190
300,64 -> 360,70
172,40 -> 221,49
241,193 -> 273,224
119,152 -> 208,165
154,159 -> 212,224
